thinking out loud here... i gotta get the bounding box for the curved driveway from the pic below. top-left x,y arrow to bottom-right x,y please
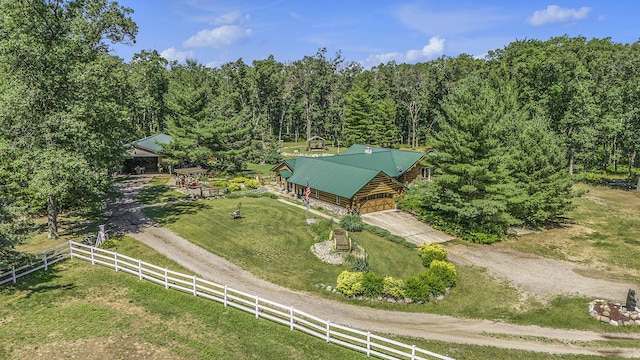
107,177 -> 640,358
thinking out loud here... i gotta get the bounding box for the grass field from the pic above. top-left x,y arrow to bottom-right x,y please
1,237 -> 627,360
500,183 -> 640,282
143,197 -> 426,292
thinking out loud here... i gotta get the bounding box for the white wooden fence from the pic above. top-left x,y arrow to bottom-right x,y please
1,241 -> 454,360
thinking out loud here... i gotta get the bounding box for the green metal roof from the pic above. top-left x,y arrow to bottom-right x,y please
132,134 -> 172,153
279,169 -> 292,178
328,144 -> 423,177
287,157 -> 383,198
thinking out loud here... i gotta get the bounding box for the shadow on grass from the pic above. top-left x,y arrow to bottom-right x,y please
1,264 -> 71,298
142,201 -> 212,225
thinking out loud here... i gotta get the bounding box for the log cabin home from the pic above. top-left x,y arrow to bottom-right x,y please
272,144 -> 428,214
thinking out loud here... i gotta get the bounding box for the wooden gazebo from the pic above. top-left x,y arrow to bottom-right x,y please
306,136 -> 327,151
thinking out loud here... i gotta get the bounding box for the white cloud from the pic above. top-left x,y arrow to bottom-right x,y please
183,25 -> 252,48
160,47 -> 194,63
527,5 -> 591,26
364,36 -> 445,66
212,11 -> 249,25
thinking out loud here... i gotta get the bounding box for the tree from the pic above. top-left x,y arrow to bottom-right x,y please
0,0 -> 137,239
163,60 -> 217,167
399,76 -> 519,243
128,49 -> 169,136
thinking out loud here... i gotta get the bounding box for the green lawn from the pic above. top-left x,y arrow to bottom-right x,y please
1,237 -> 626,360
143,197 -> 426,291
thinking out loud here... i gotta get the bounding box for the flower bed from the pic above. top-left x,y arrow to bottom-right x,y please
590,300 -> 640,326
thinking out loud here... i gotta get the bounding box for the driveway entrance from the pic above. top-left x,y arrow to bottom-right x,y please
360,210 -> 454,245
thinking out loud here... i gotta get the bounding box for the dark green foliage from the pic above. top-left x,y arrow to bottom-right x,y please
404,275 -> 431,303
340,214 -> 363,232
361,272 -> 385,297
348,256 -> 371,273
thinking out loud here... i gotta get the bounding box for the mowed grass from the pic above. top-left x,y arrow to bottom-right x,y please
0,241 -> 366,359
143,197 -> 426,291
502,184 -> 640,281
2,237 -> 623,360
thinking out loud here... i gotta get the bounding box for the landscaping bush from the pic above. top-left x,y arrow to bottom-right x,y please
383,276 -> 405,299
340,214 -> 363,232
227,182 -> 242,192
349,256 -> 371,273
361,272 -> 385,298
232,176 -> 251,183
243,179 -> 260,189
336,270 -> 364,296
418,243 -> 447,267
428,260 -> 457,288
212,180 -> 228,187
419,270 -> 446,295
404,275 -> 431,303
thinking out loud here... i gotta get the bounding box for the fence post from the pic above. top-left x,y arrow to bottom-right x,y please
224,285 -> 228,307
367,331 -> 371,357
411,344 -> 416,360
43,253 -> 48,271
138,259 -> 142,280
69,242 -> 74,259
164,268 -> 168,289
11,266 -> 16,284
255,296 -> 260,319
114,252 -> 119,272
193,276 -> 197,296
326,321 -> 330,343
290,306 -> 294,331
91,247 -> 95,265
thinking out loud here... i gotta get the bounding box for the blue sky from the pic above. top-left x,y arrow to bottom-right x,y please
111,1 -> 639,68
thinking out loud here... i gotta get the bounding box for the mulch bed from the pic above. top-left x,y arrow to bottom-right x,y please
590,300 -> 640,325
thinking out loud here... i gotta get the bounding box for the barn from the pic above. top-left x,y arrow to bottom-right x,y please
123,134 -> 172,174
272,145 -> 427,214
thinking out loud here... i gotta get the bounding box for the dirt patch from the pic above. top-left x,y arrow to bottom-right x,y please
11,336 -> 181,360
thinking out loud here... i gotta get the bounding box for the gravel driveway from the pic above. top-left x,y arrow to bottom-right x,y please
105,176 -> 640,358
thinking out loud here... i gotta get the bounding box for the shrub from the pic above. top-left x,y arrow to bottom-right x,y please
361,272 -> 385,298
227,182 -> 242,192
349,256 -> 371,273
232,176 -> 251,183
404,275 -> 431,303
340,214 -> 363,232
429,260 -> 457,288
418,243 -> 447,267
420,270 -> 446,295
383,276 -> 405,299
244,179 -> 260,189
336,270 -> 364,296
212,180 -> 228,187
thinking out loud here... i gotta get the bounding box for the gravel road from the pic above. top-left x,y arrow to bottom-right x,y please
105,176 -> 640,358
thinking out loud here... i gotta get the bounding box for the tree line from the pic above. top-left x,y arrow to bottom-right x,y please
2,1 -> 639,254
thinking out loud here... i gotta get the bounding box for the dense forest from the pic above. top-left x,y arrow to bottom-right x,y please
1,1 -> 639,255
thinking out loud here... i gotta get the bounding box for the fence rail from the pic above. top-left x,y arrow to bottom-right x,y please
2,241 -> 453,360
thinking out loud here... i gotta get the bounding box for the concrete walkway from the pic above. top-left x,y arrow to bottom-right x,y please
361,210 -> 454,245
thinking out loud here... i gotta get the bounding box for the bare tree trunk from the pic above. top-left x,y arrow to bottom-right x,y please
628,150 -> 636,178
47,194 -> 59,239
568,149 -> 575,175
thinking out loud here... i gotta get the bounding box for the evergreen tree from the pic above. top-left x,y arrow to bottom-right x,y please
399,76 -> 520,243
